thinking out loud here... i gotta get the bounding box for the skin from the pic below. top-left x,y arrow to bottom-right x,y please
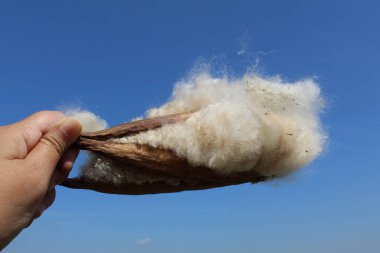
0,111 -> 82,250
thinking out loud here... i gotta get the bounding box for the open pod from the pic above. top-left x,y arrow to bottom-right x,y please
60,113 -> 268,195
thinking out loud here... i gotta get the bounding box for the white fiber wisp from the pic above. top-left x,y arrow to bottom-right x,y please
65,108 -> 108,132
70,72 -> 326,184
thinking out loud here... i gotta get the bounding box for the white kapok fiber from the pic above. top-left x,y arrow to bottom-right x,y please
70,72 -> 326,184
65,109 -> 108,132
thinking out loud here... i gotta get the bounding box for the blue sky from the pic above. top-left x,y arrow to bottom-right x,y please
1,0 -> 379,252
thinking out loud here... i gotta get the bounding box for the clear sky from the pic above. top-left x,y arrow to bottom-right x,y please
1,1 -> 379,252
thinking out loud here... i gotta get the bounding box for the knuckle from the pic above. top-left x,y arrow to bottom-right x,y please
40,132 -> 66,156
32,186 -> 47,201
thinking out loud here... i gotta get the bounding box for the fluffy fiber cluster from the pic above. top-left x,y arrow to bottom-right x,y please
70,72 -> 326,184
65,109 -> 108,132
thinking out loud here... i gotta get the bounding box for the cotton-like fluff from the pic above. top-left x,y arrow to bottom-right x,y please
69,71 -> 326,184
79,153 -> 182,186
64,110 -> 115,183
66,110 -> 181,185
116,73 -> 326,177
65,109 -> 108,132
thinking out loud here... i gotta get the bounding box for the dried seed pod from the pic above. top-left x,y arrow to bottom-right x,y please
60,113 -> 267,195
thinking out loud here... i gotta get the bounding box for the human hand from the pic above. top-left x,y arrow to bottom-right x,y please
0,111 -> 82,250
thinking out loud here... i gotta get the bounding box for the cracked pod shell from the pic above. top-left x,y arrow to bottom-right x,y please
60,113 -> 267,195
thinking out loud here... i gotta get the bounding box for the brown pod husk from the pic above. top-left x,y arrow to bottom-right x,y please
60,113 -> 267,195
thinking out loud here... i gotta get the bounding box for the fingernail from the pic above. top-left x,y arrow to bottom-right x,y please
59,117 -> 82,137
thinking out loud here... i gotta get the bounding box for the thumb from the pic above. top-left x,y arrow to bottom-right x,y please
27,117 -> 82,180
